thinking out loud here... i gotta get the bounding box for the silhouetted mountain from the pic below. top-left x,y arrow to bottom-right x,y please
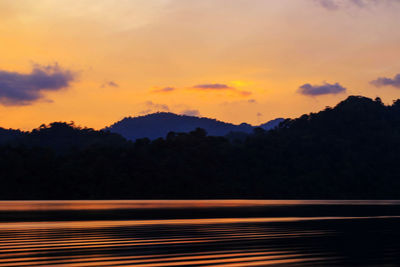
259,118 -> 284,130
105,112 -> 256,140
2,95 -> 400,199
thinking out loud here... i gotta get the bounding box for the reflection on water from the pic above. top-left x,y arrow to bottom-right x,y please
0,200 -> 400,266
1,199 -> 400,211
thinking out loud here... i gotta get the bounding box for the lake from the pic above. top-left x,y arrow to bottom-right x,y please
0,200 -> 400,266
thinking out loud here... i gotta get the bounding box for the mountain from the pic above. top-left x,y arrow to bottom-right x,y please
259,118 -> 285,131
105,112 -> 268,140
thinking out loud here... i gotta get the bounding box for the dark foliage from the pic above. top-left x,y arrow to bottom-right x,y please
259,118 -> 285,130
1,96 -> 400,199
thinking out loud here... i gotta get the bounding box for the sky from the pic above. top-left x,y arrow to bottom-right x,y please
1,0 -> 400,130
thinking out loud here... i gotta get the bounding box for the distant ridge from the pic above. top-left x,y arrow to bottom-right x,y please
259,118 -> 285,131
104,112 -> 283,140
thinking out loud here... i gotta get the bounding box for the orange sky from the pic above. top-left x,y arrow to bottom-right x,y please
1,0 -> 400,130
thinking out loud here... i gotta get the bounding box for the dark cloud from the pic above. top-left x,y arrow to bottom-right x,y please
248,99 -> 257,103
370,74 -> 400,88
101,81 -> 119,88
181,109 -> 200,116
153,87 -> 175,93
0,63 -> 75,106
193,83 -> 232,90
298,82 -> 346,96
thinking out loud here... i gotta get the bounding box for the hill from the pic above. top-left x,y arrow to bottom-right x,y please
259,118 -> 285,131
1,95 -> 400,199
0,122 -> 127,152
0,128 -> 25,144
105,112 -> 256,140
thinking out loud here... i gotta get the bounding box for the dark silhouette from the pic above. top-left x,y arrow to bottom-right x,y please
259,118 -> 284,131
2,95 -> 400,199
104,112 -> 281,140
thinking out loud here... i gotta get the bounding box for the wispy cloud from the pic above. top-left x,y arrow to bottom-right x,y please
371,74 -> 400,88
152,86 -> 175,93
192,83 -> 252,97
101,81 -> 119,88
298,82 -> 346,96
239,91 -> 252,97
315,0 -> 400,10
145,101 -> 169,111
139,101 -> 170,115
193,83 -> 233,90
181,109 -> 200,116
317,0 -> 340,10
0,63 -> 75,106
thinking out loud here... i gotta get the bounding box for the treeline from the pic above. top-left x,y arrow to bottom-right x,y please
1,95 -> 400,199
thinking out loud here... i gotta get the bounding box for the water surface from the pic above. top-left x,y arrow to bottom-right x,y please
0,200 -> 399,266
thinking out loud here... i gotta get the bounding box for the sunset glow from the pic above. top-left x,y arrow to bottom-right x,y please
1,0 -> 400,129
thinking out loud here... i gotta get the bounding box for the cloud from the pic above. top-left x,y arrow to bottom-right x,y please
192,83 -> 252,97
317,0 -> 340,10
370,74 -> 400,88
139,101 -> 170,114
298,82 -> 346,96
248,99 -> 257,103
181,109 -> 200,116
138,109 -> 152,115
152,86 -> 175,93
0,63 -> 75,106
239,91 -> 252,97
315,0 -> 399,10
101,81 -> 119,88
193,83 -> 232,90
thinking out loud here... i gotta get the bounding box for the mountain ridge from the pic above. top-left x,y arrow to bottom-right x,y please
2,95 -> 400,199
104,112 -> 284,140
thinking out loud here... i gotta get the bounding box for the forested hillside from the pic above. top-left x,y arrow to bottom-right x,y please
1,96 -> 400,199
